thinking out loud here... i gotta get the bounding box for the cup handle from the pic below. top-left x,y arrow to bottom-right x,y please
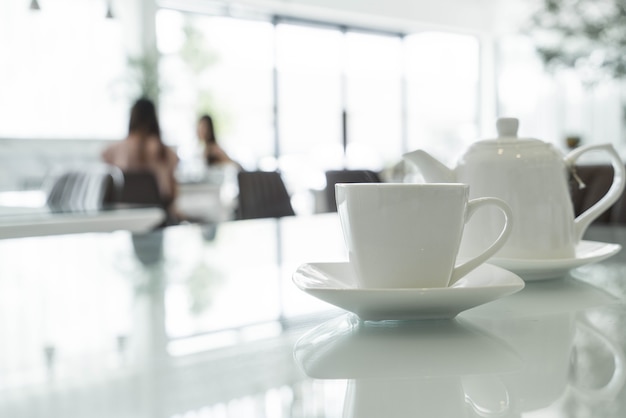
565,144 -> 626,242
449,197 -> 513,286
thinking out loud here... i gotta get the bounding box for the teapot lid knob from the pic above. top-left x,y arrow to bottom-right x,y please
496,117 -> 519,138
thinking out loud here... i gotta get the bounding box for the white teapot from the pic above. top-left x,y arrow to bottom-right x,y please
403,117 -> 626,260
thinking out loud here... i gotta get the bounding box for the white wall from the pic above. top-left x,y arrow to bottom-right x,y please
0,139 -> 110,191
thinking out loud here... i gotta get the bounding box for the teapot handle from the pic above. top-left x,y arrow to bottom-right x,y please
564,144 -> 626,242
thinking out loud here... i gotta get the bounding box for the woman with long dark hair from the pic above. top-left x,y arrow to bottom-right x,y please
197,114 -> 239,168
102,98 -> 179,213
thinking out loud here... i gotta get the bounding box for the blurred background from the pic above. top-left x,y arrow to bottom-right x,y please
2,0 -> 625,210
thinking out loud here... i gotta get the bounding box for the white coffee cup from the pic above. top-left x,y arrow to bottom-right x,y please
335,183 -> 512,289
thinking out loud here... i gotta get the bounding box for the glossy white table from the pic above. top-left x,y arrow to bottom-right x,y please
0,190 -> 166,239
0,214 -> 625,417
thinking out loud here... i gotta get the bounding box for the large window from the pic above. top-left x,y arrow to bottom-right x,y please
157,11 -> 275,170
157,12 -> 480,180
275,23 -> 344,173
0,1 -> 127,140
405,32 -> 481,166
273,25 -> 406,201
345,32 -> 404,169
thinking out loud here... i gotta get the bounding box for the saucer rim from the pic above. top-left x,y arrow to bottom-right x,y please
490,240 -> 621,280
292,262 -> 525,320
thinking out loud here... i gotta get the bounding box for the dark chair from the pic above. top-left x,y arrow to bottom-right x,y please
236,171 -> 295,220
569,164 -> 626,224
115,171 -> 165,207
112,170 -> 176,226
324,169 -> 382,212
45,166 -> 122,212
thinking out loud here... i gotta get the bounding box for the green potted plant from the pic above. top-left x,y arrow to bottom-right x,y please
527,0 -> 626,87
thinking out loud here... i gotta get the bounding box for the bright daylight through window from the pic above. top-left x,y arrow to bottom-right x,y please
0,3 -> 480,198
156,8 -> 480,202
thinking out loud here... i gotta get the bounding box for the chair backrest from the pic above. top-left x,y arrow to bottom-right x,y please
108,170 -> 177,228
569,164 -> 626,224
324,169 -> 382,212
236,171 -> 295,220
115,171 -> 165,208
45,166 -> 121,211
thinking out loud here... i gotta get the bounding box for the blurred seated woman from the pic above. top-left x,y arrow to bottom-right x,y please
197,114 -> 241,170
102,98 -> 179,218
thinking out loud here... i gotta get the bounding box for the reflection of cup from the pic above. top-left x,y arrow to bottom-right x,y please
294,314 -> 522,418
472,312 -> 625,412
335,183 -> 512,288
494,313 -> 574,410
295,315 -> 522,379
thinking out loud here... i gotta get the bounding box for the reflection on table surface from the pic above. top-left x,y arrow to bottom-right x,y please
2,214 -> 626,417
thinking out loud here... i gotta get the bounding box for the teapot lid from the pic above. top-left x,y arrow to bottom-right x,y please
478,117 -> 544,146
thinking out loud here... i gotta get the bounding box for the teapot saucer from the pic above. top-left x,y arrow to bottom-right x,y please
292,262 -> 524,321
490,240 -> 621,281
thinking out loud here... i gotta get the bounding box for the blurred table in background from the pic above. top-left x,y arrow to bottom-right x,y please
177,181 -> 237,223
176,165 -> 240,223
0,190 -> 165,239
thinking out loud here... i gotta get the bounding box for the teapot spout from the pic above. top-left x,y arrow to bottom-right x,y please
403,150 -> 456,183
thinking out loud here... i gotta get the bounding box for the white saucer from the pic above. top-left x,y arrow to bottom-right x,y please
490,240 -> 621,281
292,262 -> 525,321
